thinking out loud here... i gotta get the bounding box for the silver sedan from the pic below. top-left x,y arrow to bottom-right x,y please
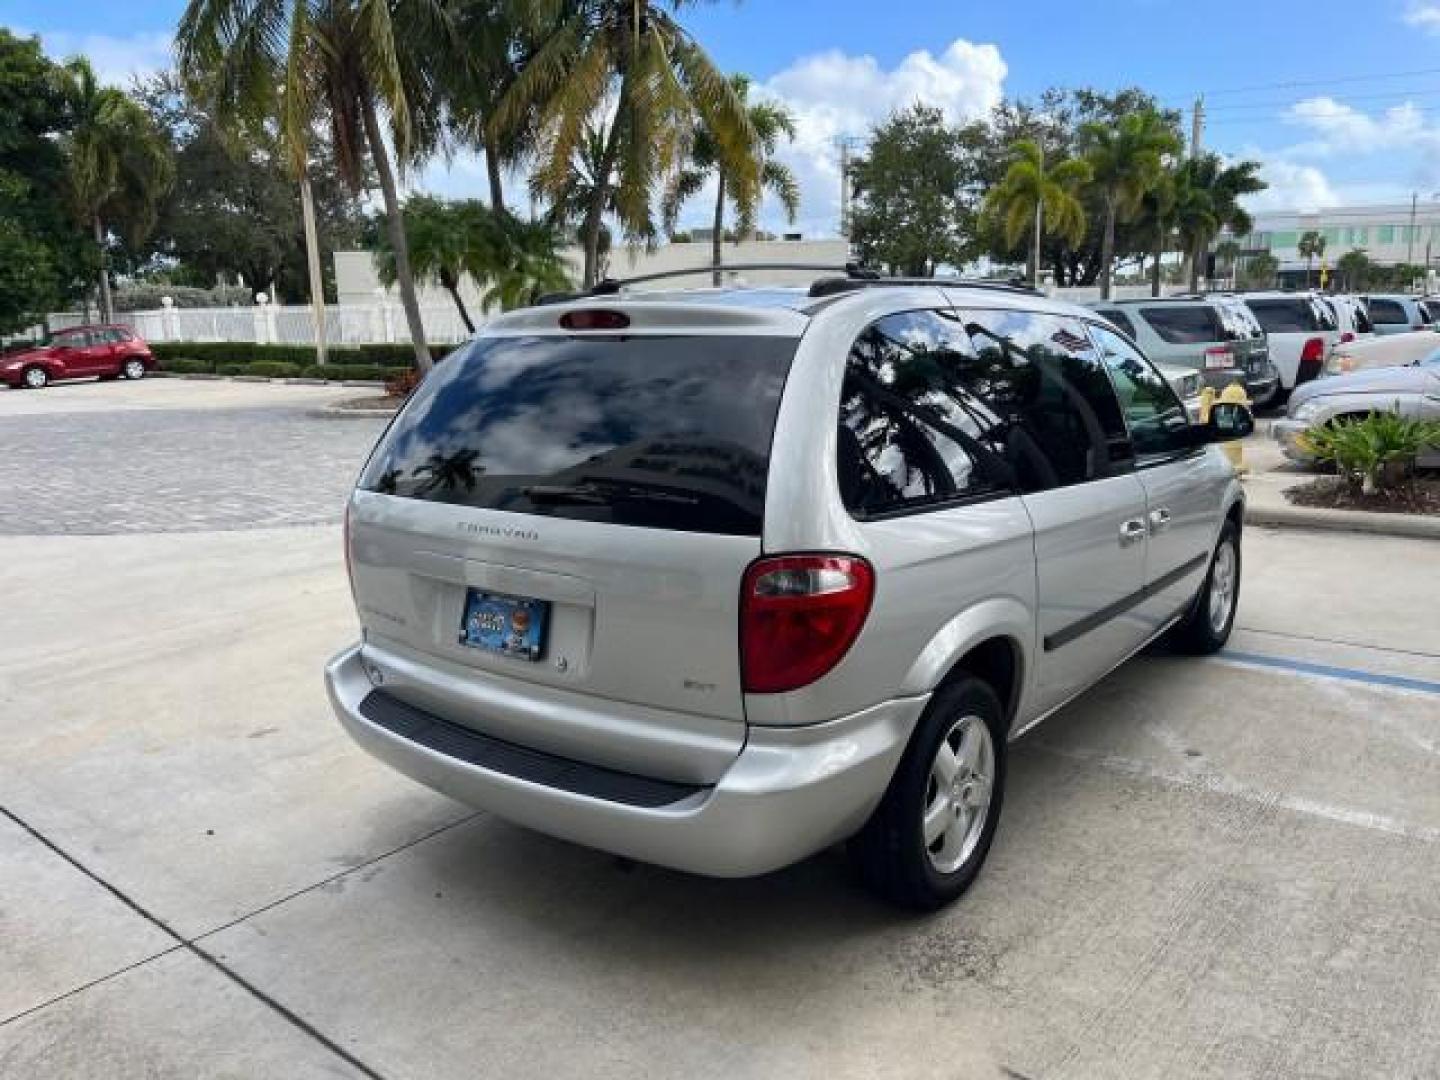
1272,349 -> 1440,467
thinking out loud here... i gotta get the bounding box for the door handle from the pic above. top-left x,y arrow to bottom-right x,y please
1119,519 -> 1148,546
1148,508 -> 1173,534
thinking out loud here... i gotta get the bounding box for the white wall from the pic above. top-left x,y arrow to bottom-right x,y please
334,239 -> 853,306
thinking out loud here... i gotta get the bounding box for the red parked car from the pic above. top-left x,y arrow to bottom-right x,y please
0,325 -> 156,389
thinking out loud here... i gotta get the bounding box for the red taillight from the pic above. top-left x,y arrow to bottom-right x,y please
560,309 -> 630,331
740,554 -> 874,694
1340,331 -> 1355,343
1203,346 -> 1231,370
1301,337 -> 1325,363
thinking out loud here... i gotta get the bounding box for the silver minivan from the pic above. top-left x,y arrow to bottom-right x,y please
326,275 -> 1250,909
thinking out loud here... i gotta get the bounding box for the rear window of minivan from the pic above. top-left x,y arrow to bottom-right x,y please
358,334 -> 797,536
1246,298 -> 1318,334
1140,305 -> 1220,344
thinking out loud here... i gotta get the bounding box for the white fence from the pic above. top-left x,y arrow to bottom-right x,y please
47,301 -> 475,346
1048,285 -> 1164,304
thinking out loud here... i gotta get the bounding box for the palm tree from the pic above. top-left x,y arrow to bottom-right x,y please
1175,154 -> 1265,291
375,197 -> 483,331
1298,230 -> 1326,289
661,75 -> 799,285
177,0 -> 446,373
981,138 -> 1090,288
495,0 -> 756,289
56,59 -> 173,323
484,215 -> 572,311
1133,167 -> 1177,297
535,122 -> 648,276
375,198 -> 572,326
1213,238 -> 1241,289
1080,110 -> 1180,300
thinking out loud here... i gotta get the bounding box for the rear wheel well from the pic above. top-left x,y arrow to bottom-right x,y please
944,637 -> 1020,727
1226,500 -> 1244,534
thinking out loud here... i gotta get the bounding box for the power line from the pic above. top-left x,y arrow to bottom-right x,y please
1189,65 -> 1440,99
1202,87 -> 1440,114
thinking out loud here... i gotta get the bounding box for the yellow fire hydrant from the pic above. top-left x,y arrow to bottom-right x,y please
1216,381 -> 1250,475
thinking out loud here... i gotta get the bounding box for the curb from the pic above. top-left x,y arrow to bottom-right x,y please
309,403 -> 399,420
151,372 -> 385,389
1247,502 -> 1440,540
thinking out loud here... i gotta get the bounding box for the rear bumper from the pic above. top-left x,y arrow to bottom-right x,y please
325,643 -> 923,877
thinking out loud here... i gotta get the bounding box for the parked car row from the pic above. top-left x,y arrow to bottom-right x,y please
1089,289 -> 1440,412
0,325 -> 155,389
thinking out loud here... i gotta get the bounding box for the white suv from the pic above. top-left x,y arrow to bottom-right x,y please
326,272 -> 1251,909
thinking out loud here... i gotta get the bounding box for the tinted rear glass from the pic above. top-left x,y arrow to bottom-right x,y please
1368,298 -> 1407,325
1246,299 -> 1318,334
1420,301 -> 1440,323
1140,305 -> 1219,344
359,334 -> 797,536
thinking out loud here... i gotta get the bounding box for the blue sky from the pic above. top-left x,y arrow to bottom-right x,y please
14,0 -> 1440,234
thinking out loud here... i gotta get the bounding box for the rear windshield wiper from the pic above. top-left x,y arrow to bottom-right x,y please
521,481 -> 701,506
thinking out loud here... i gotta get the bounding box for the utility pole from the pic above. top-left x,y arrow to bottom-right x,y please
838,136 -> 850,238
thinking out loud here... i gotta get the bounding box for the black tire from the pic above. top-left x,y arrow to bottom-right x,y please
1168,519 -> 1241,655
850,675 -> 1007,911
21,365 -> 48,389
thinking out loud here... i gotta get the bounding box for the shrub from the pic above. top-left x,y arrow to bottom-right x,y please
246,361 -> 303,378
145,341 -> 443,369
160,358 -> 213,374
1298,409 -> 1440,493
216,363 -> 249,376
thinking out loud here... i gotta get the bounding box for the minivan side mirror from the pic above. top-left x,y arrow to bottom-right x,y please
1205,401 -> 1255,443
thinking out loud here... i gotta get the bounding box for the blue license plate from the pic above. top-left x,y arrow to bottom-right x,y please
459,590 -> 548,661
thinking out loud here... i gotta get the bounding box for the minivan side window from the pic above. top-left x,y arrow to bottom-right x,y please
1141,305 -> 1220,344
1090,324 -> 1193,459
1368,298 -> 1407,325
837,310 -> 1006,516
956,308 -> 1132,490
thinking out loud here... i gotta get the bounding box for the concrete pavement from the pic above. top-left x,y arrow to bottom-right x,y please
4,524 -> 1438,1079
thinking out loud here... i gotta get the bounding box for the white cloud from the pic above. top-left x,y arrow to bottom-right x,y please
1282,96 -> 1431,157
29,29 -> 173,87
1243,161 -> 1342,213
750,39 -> 1008,237
1403,2 -> 1440,32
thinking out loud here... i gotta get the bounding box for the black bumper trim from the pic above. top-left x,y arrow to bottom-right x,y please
357,690 -> 707,809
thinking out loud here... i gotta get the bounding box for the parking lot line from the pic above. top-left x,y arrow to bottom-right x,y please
1215,649 -> 1440,697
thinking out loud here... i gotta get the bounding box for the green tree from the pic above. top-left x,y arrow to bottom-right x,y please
1213,238 -> 1241,288
1334,248 -> 1374,292
0,31 -> 95,332
177,0 -> 448,372
1132,167 -> 1177,297
1080,108 -> 1179,299
373,196 -> 571,328
849,105 -> 975,276
55,58 -> 173,323
496,0 -> 756,288
1174,154 -> 1264,290
1237,251 -> 1278,289
662,74 -> 799,285
981,138 -> 1090,287
127,71 -> 365,302
1298,230 -> 1326,288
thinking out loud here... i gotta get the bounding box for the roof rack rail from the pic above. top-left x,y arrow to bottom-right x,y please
533,262 -> 1041,305
806,273 -> 1039,299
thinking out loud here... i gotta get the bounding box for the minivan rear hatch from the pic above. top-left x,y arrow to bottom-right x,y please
347,304 -> 804,779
